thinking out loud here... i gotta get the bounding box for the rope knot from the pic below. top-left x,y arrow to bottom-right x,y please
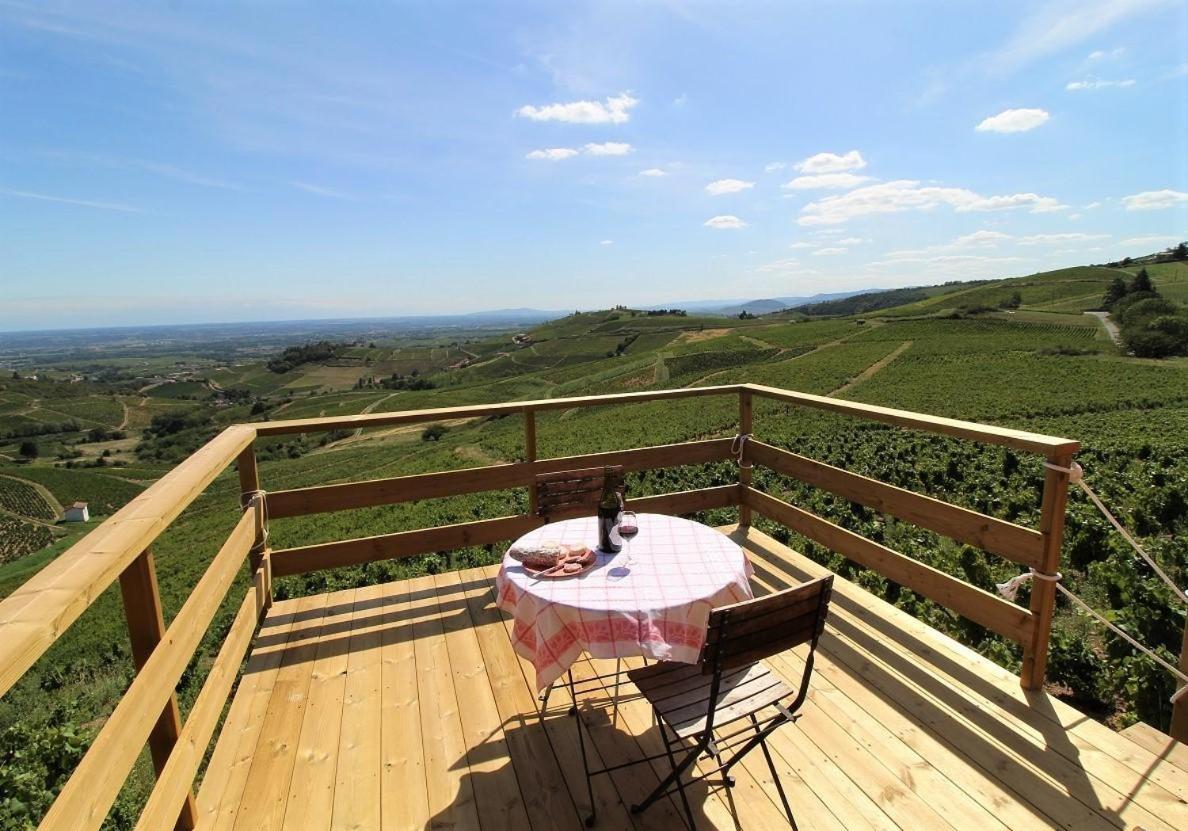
996,568 -> 1062,602
731,433 -> 751,466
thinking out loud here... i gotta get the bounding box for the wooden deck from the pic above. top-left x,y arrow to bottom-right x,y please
194,526 -> 1188,830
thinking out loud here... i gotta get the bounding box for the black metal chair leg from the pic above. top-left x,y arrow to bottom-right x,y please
748,714 -> 797,829
539,681 -> 554,713
567,669 -> 579,716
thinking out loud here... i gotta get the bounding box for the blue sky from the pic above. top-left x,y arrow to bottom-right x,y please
2,0 -> 1186,330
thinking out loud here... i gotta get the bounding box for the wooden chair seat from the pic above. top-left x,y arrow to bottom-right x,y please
627,660 -> 793,738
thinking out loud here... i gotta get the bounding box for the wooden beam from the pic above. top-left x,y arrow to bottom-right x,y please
37,507 -> 258,831
271,515 -> 543,577
118,550 -> 197,830
1020,450 -> 1075,690
270,485 -> 741,576
738,389 -> 753,527
1172,617 -> 1188,743
134,590 -> 257,831
524,409 -> 538,516
746,440 -> 1044,567
744,383 -> 1080,457
253,384 -> 742,436
0,424 -> 255,700
743,487 -> 1035,644
265,438 -> 735,519
237,445 -> 270,610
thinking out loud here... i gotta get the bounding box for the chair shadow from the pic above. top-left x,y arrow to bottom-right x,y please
432,692 -> 746,831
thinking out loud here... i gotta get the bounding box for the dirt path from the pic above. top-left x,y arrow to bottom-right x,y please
1085,311 -> 1123,346
347,392 -> 404,439
827,341 -> 913,397
652,354 -> 671,384
117,401 -> 130,431
687,322 -> 881,387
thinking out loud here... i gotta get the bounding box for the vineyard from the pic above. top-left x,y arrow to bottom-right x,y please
0,476 -> 57,521
3,254 -> 1188,829
0,514 -> 54,564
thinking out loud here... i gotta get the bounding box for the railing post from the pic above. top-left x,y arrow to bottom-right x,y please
237,445 -> 270,612
1020,450 -> 1075,690
1172,616 -> 1188,742
524,409 -> 538,516
738,388 -> 753,527
118,549 -> 198,830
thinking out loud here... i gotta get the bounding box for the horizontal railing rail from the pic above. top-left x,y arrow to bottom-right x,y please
0,382 -> 1080,830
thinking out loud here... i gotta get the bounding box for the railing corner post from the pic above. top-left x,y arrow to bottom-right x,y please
237,444 -> 271,613
738,389 -> 753,528
1020,450 -> 1075,691
1172,614 -> 1188,742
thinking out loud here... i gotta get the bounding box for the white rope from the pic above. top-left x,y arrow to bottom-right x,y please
1053,582 -> 1188,704
1046,461 -> 1188,606
730,433 -> 751,467
241,488 -> 270,545
995,568 -> 1062,602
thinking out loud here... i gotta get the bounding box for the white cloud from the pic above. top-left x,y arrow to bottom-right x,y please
1089,47 -> 1126,60
1119,234 -> 1185,247
783,172 -> 872,190
814,247 -> 847,256
291,181 -> 354,199
704,215 -> 747,230
0,186 -> 141,213
516,92 -> 638,124
764,162 -> 786,173
788,241 -> 816,249
1017,232 -> 1110,245
584,142 -> 633,156
600,239 -> 614,246
798,180 -> 1066,225
795,150 -> 866,174
976,108 -> 1050,133
672,93 -> 688,107
526,147 -> 579,161
639,168 -> 667,177
837,237 -> 869,246
1122,190 -> 1188,210
882,230 -> 1012,261
987,2 -> 1157,72
1084,201 -> 1103,209
1067,78 -> 1135,90
705,178 -> 755,196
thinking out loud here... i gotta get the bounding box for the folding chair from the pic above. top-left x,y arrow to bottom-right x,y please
535,465 -> 625,522
576,574 -> 834,829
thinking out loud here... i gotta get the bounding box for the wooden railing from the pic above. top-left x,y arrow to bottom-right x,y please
0,383 -> 1082,830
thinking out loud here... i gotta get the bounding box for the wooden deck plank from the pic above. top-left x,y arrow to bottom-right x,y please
232,592 -> 329,831
452,566 -> 615,831
409,574 -> 481,830
1121,723 -> 1188,775
733,526 -> 1176,831
431,570 -> 533,831
194,529 -> 1188,831
379,578 -> 430,830
332,582 -> 386,830
196,597 -> 300,828
280,587 -> 355,830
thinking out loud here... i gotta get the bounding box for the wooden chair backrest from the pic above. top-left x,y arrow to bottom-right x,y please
700,574 -> 833,673
535,465 -> 625,522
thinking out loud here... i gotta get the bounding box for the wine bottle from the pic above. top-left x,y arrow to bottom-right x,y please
596,469 -> 623,553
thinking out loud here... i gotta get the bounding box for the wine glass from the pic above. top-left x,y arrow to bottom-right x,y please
619,511 -> 639,566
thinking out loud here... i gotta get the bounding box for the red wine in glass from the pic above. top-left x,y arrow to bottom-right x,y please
619,511 -> 639,538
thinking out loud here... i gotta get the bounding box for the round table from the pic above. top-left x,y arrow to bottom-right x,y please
495,513 -> 753,691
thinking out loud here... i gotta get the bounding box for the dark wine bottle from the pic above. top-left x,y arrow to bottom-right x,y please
596,469 -> 623,553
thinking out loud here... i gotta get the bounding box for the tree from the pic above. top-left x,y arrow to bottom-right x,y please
999,291 -> 1022,310
18,440 -> 38,460
1101,276 -> 1128,309
1130,268 -> 1154,295
1174,242 -> 1187,261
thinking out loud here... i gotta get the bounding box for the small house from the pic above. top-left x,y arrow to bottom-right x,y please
63,502 -> 89,522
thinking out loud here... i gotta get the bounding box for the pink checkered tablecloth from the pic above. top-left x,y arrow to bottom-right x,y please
496,513 -> 754,691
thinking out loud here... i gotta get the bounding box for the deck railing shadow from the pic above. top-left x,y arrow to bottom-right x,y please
742,542 -> 1127,828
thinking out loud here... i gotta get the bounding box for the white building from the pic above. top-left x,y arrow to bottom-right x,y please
63,502 -> 89,522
